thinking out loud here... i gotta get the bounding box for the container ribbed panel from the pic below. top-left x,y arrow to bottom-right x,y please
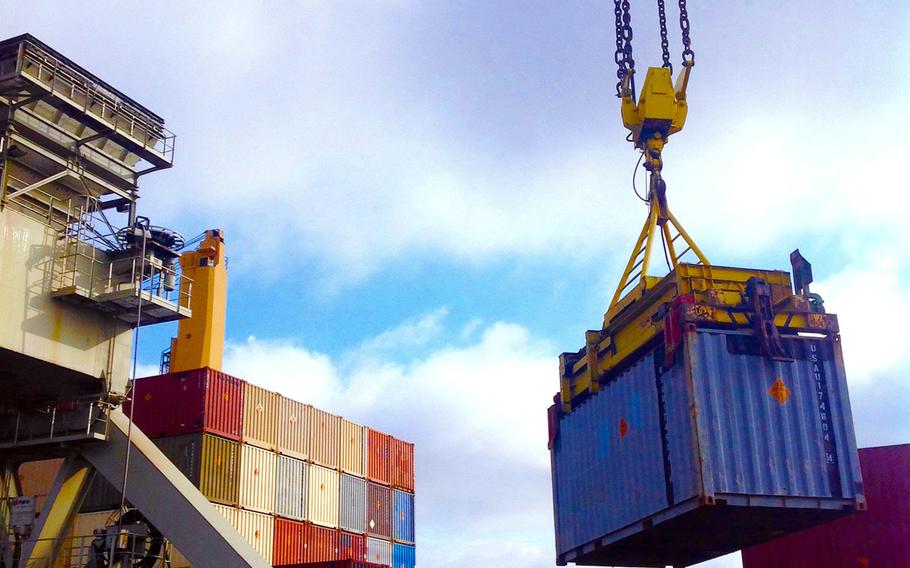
278,397 -> 309,460
308,408 -> 340,469
339,473 -> 367,534
243,383 -> 279,450
339,418 -> 365,476
239,444 -> 277,513
307,464 -> 339,528
275,454 -> 307,521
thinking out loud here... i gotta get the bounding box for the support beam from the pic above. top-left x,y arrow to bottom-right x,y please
80,409 -> 268,568
5,169 -> 70,202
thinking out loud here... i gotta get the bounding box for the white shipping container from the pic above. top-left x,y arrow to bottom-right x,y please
275,454 -> 307,521
339,473 -> 367,534
278,396 -> 309,460
213,504 -> 274,563
307,463 -> 339,528
366,537 -> 392,566
239,444 -> 277,514
339,417 -> 365,477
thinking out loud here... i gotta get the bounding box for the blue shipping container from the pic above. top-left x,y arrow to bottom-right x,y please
550,329 -> 865,567
392,543 -> 415,568
392,489 -> 415,544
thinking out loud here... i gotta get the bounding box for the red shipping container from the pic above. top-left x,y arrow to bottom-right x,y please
126,368 -> 244,441
303,523 -> 339,563
367,430 -> 390,486
366,482 -> 391,539
274,518 -> 306,565
742,444 -> 910,568
389,438 -> 414,492
338,531 -> 365,561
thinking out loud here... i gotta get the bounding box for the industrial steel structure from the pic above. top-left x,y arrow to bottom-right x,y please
0,33 -> 268,568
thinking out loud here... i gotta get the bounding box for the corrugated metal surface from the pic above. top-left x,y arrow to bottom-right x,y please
308,464 -> 340,528
274,518 -> 306,565
127,368 -> 244,440
339,474 -> 367,534
367,430 -> 390,486
154,432 -> 240,505
551,329 -> 864,567
389,438 -> 414,492
391,490 -> 414,544
279,562 -> 386,568
81,473 -> 123,512
365,538 -> 392,567
243,382 -> 279,450
279,397 -> 310,460
308,407 -> 340,469
392,544 -> 415,568
742,444 -> 910,568
276,454 -> 308,521
239,443 -> 277,513
303,523 -> 339,562
339,418 -> 365,477
366,482 -> 391,539
213,503 -> 274,563
339,531 -> 365,561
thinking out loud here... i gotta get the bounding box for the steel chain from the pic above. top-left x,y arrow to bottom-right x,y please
679,0 -> 694,66
613,0 -> 635,97
613,0 -> 625,97
657,0 -> 672,75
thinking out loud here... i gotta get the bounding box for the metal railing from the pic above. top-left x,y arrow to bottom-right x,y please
0,399 -> 110,447
0,531 -> 176,568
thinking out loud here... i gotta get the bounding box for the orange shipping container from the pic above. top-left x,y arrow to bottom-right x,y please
278,397 -> 309,460
303,523 -> 339,562
308,407 -> 340,469
243,383 -> 279,450
307,464 -> 339,528
367,429 -> 390,486
390,438 -> 414,492
239,443 -> 277,514
273,517 -> 305,565
17,458 -> 63,513
214,503 -> 274,563
339,418 -> 364,477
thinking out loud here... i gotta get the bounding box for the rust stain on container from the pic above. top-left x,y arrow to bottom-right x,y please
243,383 -> 279,450
307,463 -> 339,528
239,443 -> 277,514
339,418 -> 365,477
307,407 -> 340,469
279,396 -> 310,460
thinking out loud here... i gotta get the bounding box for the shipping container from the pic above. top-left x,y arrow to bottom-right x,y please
365,538 -> 392,567
276,454 -> 308,521
391,490 -> 414,545
243,383 -> 279,450
303,523 -> 339,562
742,443 -> 910,568
127,368 -> 244,440
367,430 -> 390,486
213,503 -> 274,563
308,407 -> 340,469
389,439 -> 414,492
308,464 -> 340,528
339,418 -> 365,477
239,443 -> 277,513
80,473 -> 123,512
392,544 -> 415,568
366,482 -> 391,539
279,397 -> 310,460
18,458 -> 63,514
339,474 -> 367,534
274,517 -> 306,566
551,329 -> 864,567
338,531 -> 365,561
154,432 -> 240,506
280,561 -> 386,568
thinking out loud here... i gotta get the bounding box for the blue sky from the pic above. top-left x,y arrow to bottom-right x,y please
5,2 -> 910,566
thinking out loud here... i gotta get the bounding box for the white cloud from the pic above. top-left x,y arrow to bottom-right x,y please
222,312 -> 559,567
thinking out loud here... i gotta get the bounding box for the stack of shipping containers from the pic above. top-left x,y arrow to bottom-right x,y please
68,367 -> 417,568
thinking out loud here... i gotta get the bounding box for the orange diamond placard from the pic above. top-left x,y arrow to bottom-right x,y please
769,377 -> 790,404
